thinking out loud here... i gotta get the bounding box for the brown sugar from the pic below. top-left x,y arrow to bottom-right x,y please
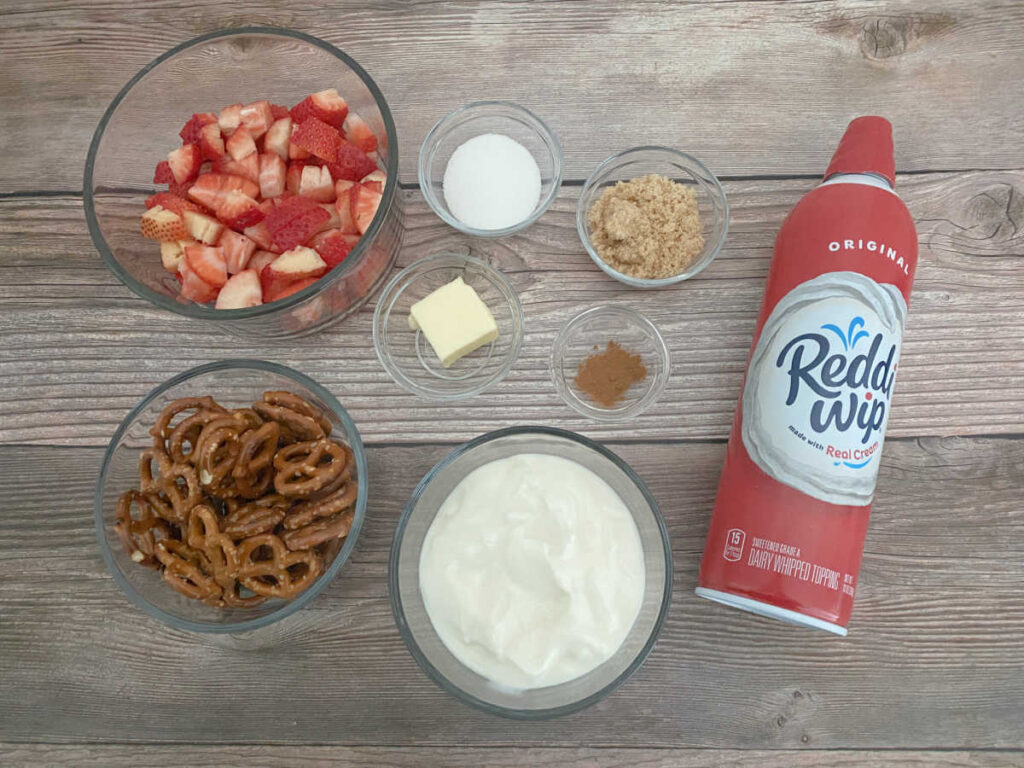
575,341 -> 648,408
587,173 -> 704,279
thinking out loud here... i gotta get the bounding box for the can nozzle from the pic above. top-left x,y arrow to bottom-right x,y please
824,116 -> 895,187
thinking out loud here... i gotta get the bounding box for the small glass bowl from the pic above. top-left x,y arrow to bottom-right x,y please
551,306 -> 670,422
94,359 -> 368,634
373,253 -> 524,400
418,101 -> 562,237
389,426 -> 672,719
577,146 -> 729,288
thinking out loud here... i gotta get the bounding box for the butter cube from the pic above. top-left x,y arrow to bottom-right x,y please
408,277 -> 498,367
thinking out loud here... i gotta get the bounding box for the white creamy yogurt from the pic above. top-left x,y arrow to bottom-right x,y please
418,453 -> 645,690
442,133 -> 541,230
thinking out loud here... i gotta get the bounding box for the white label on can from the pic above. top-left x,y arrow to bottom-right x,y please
742,271 -> 907,506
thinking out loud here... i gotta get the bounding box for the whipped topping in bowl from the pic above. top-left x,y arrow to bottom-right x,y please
418,453 -> 646,690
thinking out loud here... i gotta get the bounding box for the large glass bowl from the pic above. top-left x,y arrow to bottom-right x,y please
84,27 -> 403,339
389,427 -> 672,718
94,359 -> 368,634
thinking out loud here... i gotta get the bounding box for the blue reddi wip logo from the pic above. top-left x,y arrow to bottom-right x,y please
775,315 -> 897,466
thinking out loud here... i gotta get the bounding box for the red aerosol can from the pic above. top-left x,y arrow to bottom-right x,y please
697,117 -> 918,635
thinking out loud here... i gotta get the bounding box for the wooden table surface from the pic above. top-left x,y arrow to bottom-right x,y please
2,1 -> 1023,766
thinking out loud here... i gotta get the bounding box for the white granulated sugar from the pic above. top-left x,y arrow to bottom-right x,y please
442,133 -> 542,230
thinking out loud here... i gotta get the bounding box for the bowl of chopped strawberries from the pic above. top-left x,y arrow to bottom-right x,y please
84,27 -> 402,339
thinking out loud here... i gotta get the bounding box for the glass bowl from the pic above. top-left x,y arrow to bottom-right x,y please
389,427 -> 672,719
94,359 -> 368,634
418,101 -> 562,237
551,305 -> 670,422
577,146 -> 728,288
84,27 -> 403,339
372,252 -> 524,400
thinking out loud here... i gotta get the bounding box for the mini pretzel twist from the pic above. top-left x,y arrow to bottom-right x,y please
114,489 -> 172,567
231,421 -> 281,499
186,505 -> 241,590
222,498 -> 288,539
253,401 -> 326,443
273,439 -> 348,497
194,417 -> 244,491
261,391 -> 333,437
155,539 -> 222,603
151,397 -> 226,446
139,447 -> 202,525
237,534 -> 322,599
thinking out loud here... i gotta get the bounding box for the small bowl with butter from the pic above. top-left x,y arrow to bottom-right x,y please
373,252 -> 524,400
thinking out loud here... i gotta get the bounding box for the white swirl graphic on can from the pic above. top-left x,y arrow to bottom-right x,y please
742,271 -> 907,506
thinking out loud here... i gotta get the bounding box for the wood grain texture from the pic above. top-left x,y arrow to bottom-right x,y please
2,0 -> 1024,192
3,744 -> 1023,768
1,171 -> 1022,447
2,438 -> 1022,748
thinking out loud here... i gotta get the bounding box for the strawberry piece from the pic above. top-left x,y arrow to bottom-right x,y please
213,153 -> 259,183
219,229 -> 257,274
264,117 -> 292,160
215,190 -> 264,230
239,100 -> 274,139
359,169 -> 386,195
291,116 -> 342,162
183,210 -> 225,245
188,173 -> 260,210
218,103 -> 243,137
260,246 -> 327,300
179,112 -> 218,144
145,192 -> 207,216
259,153 -> 286,199
243,200 -> 280,252
288,122 -> 311,160
265,196 -> 331,251
290,89 -> 349,129
179,258 -> 219,303
160,240 -> 191,273
167,144 -> 202,185
247,249 -> 279,274
167,178 -> 193,198
185,244 -> 228,288
140,207 -> 190,241
266,276 -> 318,303
333,181 -> 359,234
343,112 -> 378,152
270,103 -> 290,120
225,126 -> 257,161
298,164 -> 335,202
327,140 -> 377,181
285,161 -> 306,195
216,269 -> 263,309
311,228 -> 358,268
349,182 -> 383,234
154,160 -> 174,184
198,123 -> 225,161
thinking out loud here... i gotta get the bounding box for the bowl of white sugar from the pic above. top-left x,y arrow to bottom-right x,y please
418,101 -> 562,237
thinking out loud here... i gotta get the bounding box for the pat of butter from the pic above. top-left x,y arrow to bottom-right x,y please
408,277 -> 498,367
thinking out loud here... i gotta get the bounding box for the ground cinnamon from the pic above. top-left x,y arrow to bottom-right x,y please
575,341 -> 647,407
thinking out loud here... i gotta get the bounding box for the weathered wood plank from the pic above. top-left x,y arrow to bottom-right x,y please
1,171 -> 1022,447
2,438 -> 1022,747
2,744 -> 1022,768
2,0 -> 1023,192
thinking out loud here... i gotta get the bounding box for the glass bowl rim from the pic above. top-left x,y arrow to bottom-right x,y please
417,100 -> 564,238
576,145 -> 730,288
387,425 -> 674,719
93,358 -> 369,634
550,304 -> 671,422
83,25 -> 400,320
372,252 -> 525,401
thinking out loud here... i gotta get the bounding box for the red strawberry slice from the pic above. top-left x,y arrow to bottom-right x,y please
198,123 -> 225,160
264,117 -> 291,160
349,182 -> 383,234
289,90 -> 348,129
213,152 -> 259,183
144,192 -> 208,216
239,100 -> 273,139
225,126 -> 257,161
215,269 -> 263,309
259,153 -> 286,198
298,165 -> 335,202
343,112 -> 378,152
188,173 -> 260,210
218,103 -> 243,136
291,116 -> 342,162
266,276 -> 318,303
167,144 -> 202,185
333,181 -> 359,234
311,228 -> 359,268
154,160 -> 174,184
184,244 -> 228,288
219,229 -> 257,274
179,112 -> 218,144
285,161 -> 306,195
327,140 -> 377,181
265,196 -> 331,251
215,190 -> 264,230
179,258 -> 219,303
140,207 -> 190,241
288,122 -> 312,160
247,249 -> 279,274
270,103 -> 290,120
243,200 -> 280,252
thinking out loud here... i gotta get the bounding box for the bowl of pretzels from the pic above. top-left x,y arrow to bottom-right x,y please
94,359 -> 367,633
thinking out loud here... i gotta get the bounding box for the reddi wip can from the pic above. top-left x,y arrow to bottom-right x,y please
697,116 -> 918,635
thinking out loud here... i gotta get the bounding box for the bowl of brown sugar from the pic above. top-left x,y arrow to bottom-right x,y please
550,305 -> 670,421
578,146 -> 728,288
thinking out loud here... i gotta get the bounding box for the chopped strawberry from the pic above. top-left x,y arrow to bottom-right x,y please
288,122 -> 312,160
160,240 -> 191,273
140,206 -> 190,241
266,276 -> 318,303
298,164 -> 334,202
239,100 -> 273,139
291,116 -> 343,162
311,228 -> 359,268
183,210 -> 225,244
265,196 -> 331,251
327,140 -> 377,181
184,244 -> 227,288
219,229 -> 257,274
290,89 -> 349,129
270,103 -> 290,120
258,153 -> 287,199
167,144 -> 202,185
154,160 -> 174,184
349,182 -> 383,234
243,200 -> 279,252
260,246 -> 328,300
264,117 -> 291,160
179,112 -> 218,144
343,112 -> 378,152
247,249 -> 279,273
145,192 -> 208,216
225,126 -> 257,161
333,181 -> 359,234
216,269 -> 263,309
285,161 -> 306,195
218,103 -> 243,136
167,178 -> 194,198
212,152 -> 259,183
316,202 -> 341,234
188,173 -> 260,210
198,123 -> 225,161
215,190 -> 264,230
179,258 -> 219,303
